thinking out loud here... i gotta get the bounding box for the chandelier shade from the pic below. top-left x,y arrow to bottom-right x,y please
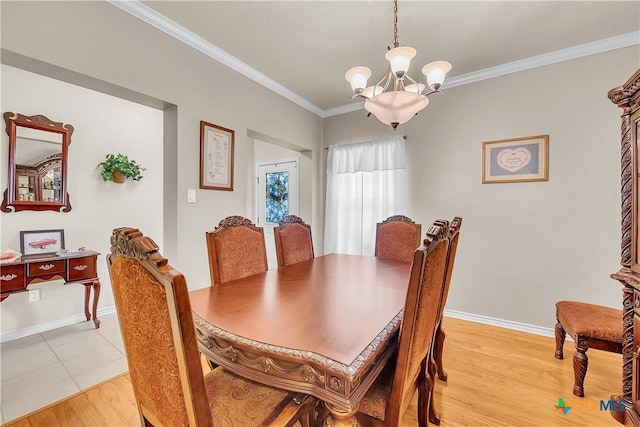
385,46 -> 416,76
345,0 -> 451,129
365,91 -> 429,127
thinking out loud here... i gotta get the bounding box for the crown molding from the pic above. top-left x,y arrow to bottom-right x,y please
442,31 -> 640,91
107,1 -> 638,120
107,0 -> 324,117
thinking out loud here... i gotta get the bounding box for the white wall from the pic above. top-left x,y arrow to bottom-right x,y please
1,65 -> 164,334
324,47 -> 639,330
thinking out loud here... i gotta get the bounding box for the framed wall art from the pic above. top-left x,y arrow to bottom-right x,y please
482,135 -> 549,184
200,121 -> 235,191
20,229 -> 65,256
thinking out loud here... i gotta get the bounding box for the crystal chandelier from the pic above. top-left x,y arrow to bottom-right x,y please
345,0 -> 452,129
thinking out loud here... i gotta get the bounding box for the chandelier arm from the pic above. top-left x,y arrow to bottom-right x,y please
375,68 -> 394,93
424,89 -> 446,97
403,73 -> 421,92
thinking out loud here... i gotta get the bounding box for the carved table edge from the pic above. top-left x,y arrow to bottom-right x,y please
192,308 -> 404,378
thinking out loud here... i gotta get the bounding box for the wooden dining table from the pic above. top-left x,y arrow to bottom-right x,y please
190,253 -> 411,426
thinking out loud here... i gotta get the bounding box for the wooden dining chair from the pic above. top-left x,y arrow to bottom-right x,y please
432,216 -> 463,382
274,215 -> 314,268
375,215 -> 422,263
356,221 -> 450,427
206,216 -> 268,285
427,216 -> 462,425
107,227 -> 315,427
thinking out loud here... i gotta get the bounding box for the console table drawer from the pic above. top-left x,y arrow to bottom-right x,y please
27,260 -> 65,277
0,264 -> 26,292
67,256 -> 97,281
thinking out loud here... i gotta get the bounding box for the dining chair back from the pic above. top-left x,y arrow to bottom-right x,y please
206,216 -> 268,285
375,215 -> 422,263
274,215 -> 314,268
358,221 -> 450,427
108,227 -> 314,427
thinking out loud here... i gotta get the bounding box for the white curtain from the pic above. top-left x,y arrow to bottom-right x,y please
324,136 -> 407,256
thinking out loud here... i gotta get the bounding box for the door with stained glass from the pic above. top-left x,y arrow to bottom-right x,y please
256,158 -> 299,269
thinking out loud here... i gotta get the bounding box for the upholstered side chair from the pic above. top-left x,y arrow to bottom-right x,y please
274,215 -> 314,268
356,221 -> 450,427
555,301 -> 623,397
206,216 -> 268,286
107,227 -> 315,426
433,216 -> 463,381
375,215 -> 422,263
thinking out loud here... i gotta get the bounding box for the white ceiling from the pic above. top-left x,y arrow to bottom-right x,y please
115,1 -> 639,116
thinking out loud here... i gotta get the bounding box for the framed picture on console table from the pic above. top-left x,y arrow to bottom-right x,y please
200,120 -> 235,191
20,229 -> 65,257
482,135 -> 549,184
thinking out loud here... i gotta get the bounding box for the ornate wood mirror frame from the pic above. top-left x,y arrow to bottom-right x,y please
1,112 -> 73,212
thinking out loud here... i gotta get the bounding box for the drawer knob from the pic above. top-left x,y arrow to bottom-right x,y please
0,274 -> 18,281
636,298 -> 640,308
74,265 -> 88,271
38,264 -> 55,271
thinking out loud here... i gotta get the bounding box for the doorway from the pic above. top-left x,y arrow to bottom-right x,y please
255,158 -> 299,269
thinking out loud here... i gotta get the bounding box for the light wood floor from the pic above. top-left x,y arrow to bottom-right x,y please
2,317 -> 623,426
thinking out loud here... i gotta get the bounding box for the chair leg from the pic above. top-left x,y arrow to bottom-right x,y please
313,401 -> 329,427
434,323 -> 447,381
427,355 -> 440,425
572,338 -> 588,397
418,359 -> 432,427
554,321 -> 566,359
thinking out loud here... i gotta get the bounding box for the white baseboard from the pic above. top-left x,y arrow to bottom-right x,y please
1,306 -> 117,343
444,308 -> 557,338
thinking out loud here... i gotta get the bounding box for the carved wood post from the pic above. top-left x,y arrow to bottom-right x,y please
609,70 -> 640,405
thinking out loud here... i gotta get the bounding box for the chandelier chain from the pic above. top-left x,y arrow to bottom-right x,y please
392,0 -> 399,48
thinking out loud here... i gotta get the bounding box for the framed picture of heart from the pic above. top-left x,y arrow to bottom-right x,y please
482,135 -> 549,184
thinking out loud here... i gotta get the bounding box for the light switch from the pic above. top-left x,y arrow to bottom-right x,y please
187,189 -> 196,203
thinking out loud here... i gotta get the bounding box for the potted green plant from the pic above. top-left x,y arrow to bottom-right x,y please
98,153 -> 146,183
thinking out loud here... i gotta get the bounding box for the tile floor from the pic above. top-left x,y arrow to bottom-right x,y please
0,313 -> 128,424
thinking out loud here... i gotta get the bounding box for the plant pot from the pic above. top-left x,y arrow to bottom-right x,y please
112,172 -> 125,183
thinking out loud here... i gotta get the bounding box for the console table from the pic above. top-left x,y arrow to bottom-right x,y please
0,250 -> 101,328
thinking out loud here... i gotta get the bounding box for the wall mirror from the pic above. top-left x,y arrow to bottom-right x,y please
2,112 -> 73,212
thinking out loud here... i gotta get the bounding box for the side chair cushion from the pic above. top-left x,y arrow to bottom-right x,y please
205,368 -> 296,426
215,226 -> 267,283
279,223 -> 313,266
358,361 -> 396,421
556,301 -> 623,343
377,222 -> 419,263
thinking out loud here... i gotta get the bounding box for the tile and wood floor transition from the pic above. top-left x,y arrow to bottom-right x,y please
0,316 -> 623,426
0,313 -> 128,424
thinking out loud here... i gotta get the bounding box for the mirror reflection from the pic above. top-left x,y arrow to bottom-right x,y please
15,127 -> 63,203
2,112 -> 73,213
